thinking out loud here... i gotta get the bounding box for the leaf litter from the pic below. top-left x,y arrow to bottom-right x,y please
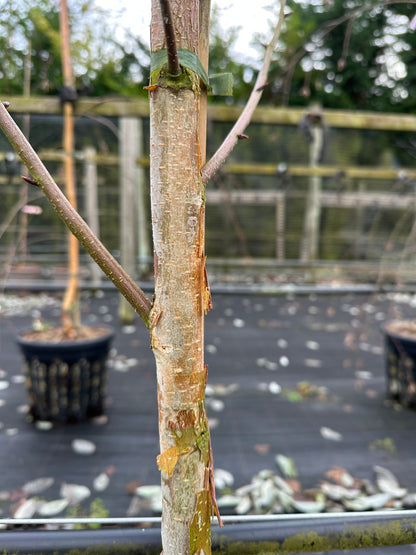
4,458 -> 416,521
123,454 -> 416,518
212,457 -> 416,515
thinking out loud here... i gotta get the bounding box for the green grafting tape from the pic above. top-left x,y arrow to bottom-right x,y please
150,48 -> 232,96
209,73 -> 233,97
151,48 -> 209,85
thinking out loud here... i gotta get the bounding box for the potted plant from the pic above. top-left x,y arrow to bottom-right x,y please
16,0 -> 114,423
382,320 -> 416,409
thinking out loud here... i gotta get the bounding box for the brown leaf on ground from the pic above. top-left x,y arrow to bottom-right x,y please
325,466 -> 356,488
254,443 -> 270,455
286,479 -> 302,495
125,480 -> 142,496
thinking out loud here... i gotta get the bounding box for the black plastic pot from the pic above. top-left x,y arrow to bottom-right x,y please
382,320 -> 416,408
17,327 -> 114,423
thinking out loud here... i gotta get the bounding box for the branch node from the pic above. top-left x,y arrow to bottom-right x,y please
256,82 -> 270,92
21,175 -> 39,187
2,101 -> 10,109
237,134 -> 249,140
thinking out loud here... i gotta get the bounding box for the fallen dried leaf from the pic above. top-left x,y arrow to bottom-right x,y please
254,443 -> 270,455
320,427 -> 343,442
60,483 -> 91,505
37,499 -> 69,516
22,477 -> 54,496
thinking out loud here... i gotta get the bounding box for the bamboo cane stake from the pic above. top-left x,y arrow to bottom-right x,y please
60,0 -> 80,333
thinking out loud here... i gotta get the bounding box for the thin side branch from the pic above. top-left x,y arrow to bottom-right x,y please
0,102 -> 153,328
338,18 -> 354,71
159,0 -> 180,75
201,0 -> 286,184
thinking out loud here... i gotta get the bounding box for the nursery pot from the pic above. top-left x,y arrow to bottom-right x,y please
17,327 -> 114,423
382,319 -> 416,408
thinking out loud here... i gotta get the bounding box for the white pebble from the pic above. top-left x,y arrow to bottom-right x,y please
304,359 -> 322,368
279,356 -> 290,367
306,341 -> 320,351
320,426 -> 343,441
206,398 -> 225,412
265,360 -> 278,371
93,472 -> 110,492
36,421 -> 53,431
269,381 -> 282,394
71,438 -> 96,455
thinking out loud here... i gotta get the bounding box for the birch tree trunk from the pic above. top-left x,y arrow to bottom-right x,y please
149,1 -> 213,553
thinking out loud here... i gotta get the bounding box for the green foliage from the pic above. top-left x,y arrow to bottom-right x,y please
369,437 -> 398,455
0,0 -> 150,97
250,1 -> 416,112
66,497 -> 109,529
2,0 -> 416,112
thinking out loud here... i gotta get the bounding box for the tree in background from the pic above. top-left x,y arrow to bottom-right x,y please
3,0 -> 416,112
253,0 -> 416,112
0,0 -> 150,97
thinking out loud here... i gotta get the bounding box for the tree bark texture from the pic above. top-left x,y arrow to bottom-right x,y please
150,1 -> 212,553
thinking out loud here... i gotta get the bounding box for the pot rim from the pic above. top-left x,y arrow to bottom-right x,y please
16,325 -> 114,349
381,319 -> 416,341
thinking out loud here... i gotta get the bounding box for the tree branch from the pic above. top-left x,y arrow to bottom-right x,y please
201,0 -> 286,184
159,0 -> 180,76
0,102 -> 153,328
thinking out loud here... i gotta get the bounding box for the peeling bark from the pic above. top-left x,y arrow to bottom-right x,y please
150,1 -> 212,553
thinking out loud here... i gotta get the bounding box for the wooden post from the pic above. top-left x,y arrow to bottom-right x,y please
135,117 -> 151,276
18,39 -> 32,258
83,146 -> 101,287
355,181 -> 366,258
118,116 -> 138,324
276,193 -> 285,261
301,110 -> 324,262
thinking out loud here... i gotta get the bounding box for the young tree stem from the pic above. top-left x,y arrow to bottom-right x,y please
158,0 -> 180,75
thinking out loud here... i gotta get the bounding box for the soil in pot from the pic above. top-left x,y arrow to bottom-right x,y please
383,319 -> 416,408
17,325 -> 114,423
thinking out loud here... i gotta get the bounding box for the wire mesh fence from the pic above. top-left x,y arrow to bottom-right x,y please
1,100 -> 416,286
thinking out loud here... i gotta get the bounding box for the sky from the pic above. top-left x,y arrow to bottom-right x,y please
94,0 -> 275,61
